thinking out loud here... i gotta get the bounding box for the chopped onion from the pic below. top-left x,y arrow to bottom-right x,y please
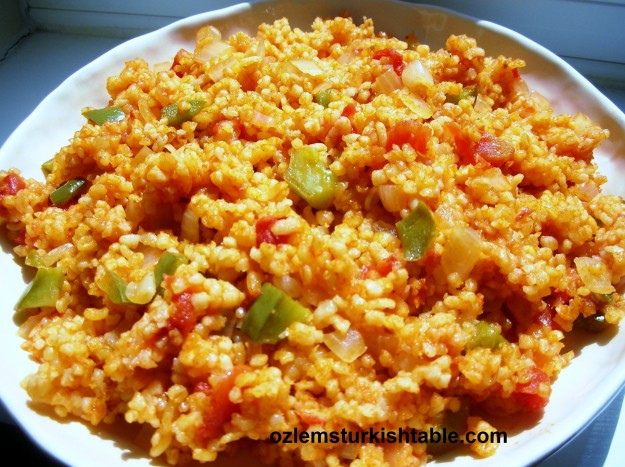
290,59 -> 323,76
401,60 -> 434,90
42,243 -> 74,267
378,185 -> 408,212
196,25 -> 221,46
312,81 -> 333,94
441,227 -> 482,280
375,69 -> 402,94
574,256 -> 615,294
578,182 -> 600,202
476,170 -> 512,192
323,329 -> 367,363
473,93 -> 491,112
181,204 -> 200,243
337,51 -> 356,65
399,93 -> 433,119
252,110 -> 275,129
207,56 -> 237,82
125,270 -> 156,305
195,40 -> 233,62
256,38 -> 266,59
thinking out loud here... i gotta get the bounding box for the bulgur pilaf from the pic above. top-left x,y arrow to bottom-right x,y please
1,15 -> 625,466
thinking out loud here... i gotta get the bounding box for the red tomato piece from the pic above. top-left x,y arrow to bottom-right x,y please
376,255 -> 397,277
169,292 -> 196,336
0,173 -> 26,197
386,120 -> 431,153
197,365 -> 249,444
513,367 -> 550,411
474,133 -> 514,167
372,48 -> 405,75
256,216 -> 289,247
341,103 -> 357,119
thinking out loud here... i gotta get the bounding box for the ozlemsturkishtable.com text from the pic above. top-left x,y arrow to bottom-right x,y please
270,426 -> 507,445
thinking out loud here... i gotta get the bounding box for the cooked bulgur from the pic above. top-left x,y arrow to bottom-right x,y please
1,15 -> 625,466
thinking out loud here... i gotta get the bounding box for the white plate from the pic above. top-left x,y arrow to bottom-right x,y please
1,1 -> 625,466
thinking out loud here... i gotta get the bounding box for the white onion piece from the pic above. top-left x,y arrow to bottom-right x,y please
399,93 -> 433,119
574,257 -> 615,294
196,25 -> 221,46
207,56 -> 237,82
42,243 -> 74,267
442,227 -> 482,280
256,38 -> 266,59
195,40 -> 233,62
378,185 -> 408,212
375,69 -> 402,94
337,51 -> 356,65
181,205 -> 200,243
578,182 -> 600,202
252,110 -> 275,129
125,270 -> 156,305
323,329 -> 367,363
401,60 -> 433,90
290,59 -> 324,76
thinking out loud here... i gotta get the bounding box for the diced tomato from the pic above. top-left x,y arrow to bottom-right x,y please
512,68 -> 521,79
194,381 -> 212,395
341,103 -> 357,119
169,292 -> 196,336
474,133 -> 514,167
212,117 -> 244,141
444,122 -> 475,164
376,255 -> 397,277
513,367 -> 550,411
515,207 -> 532,221
295,409 -> 326,427
256,216 -> 289,247
171,48 -> 192,78
386,120 -> 431,153
372,48 -> 405,76
0,173 -> 26,197
197,365 -> 249,445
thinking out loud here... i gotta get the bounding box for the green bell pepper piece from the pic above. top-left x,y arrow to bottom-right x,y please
466,321 -> 508,350
241,283 -> 311,343
97,269 -> 130,305
161,99 -> 207,126
154,251 -> 189,292
15,267 -> 65,310
284,147 -> 337,210
50,178 -> 87,207
82,106 -> 126,125
396,201 -> 435,261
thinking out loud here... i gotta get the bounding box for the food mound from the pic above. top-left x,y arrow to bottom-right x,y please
1,15 -> 624,466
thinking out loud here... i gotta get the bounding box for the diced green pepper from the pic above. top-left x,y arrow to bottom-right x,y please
241,283 -> 284,342
396,201 -> 435,261
97,269 -> 130,305
154,251 -> 189,292
25,251 -> 44,268
161,100 -> 207,126
466,321 -> 508,349
50,178 -> 87,207
15,267 -> 65,310
575,313 -> 609,333
284,147 -> 337,210
592,292 -> 614,304
314,89 -> 337,108
259,293 -> 312,344
41,158 -> 55,176
82,106 -> 126,125
445,85 -> 478,105
241,283 -> 311,343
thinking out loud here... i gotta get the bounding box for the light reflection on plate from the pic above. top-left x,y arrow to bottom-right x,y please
1,1 -> 624,466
